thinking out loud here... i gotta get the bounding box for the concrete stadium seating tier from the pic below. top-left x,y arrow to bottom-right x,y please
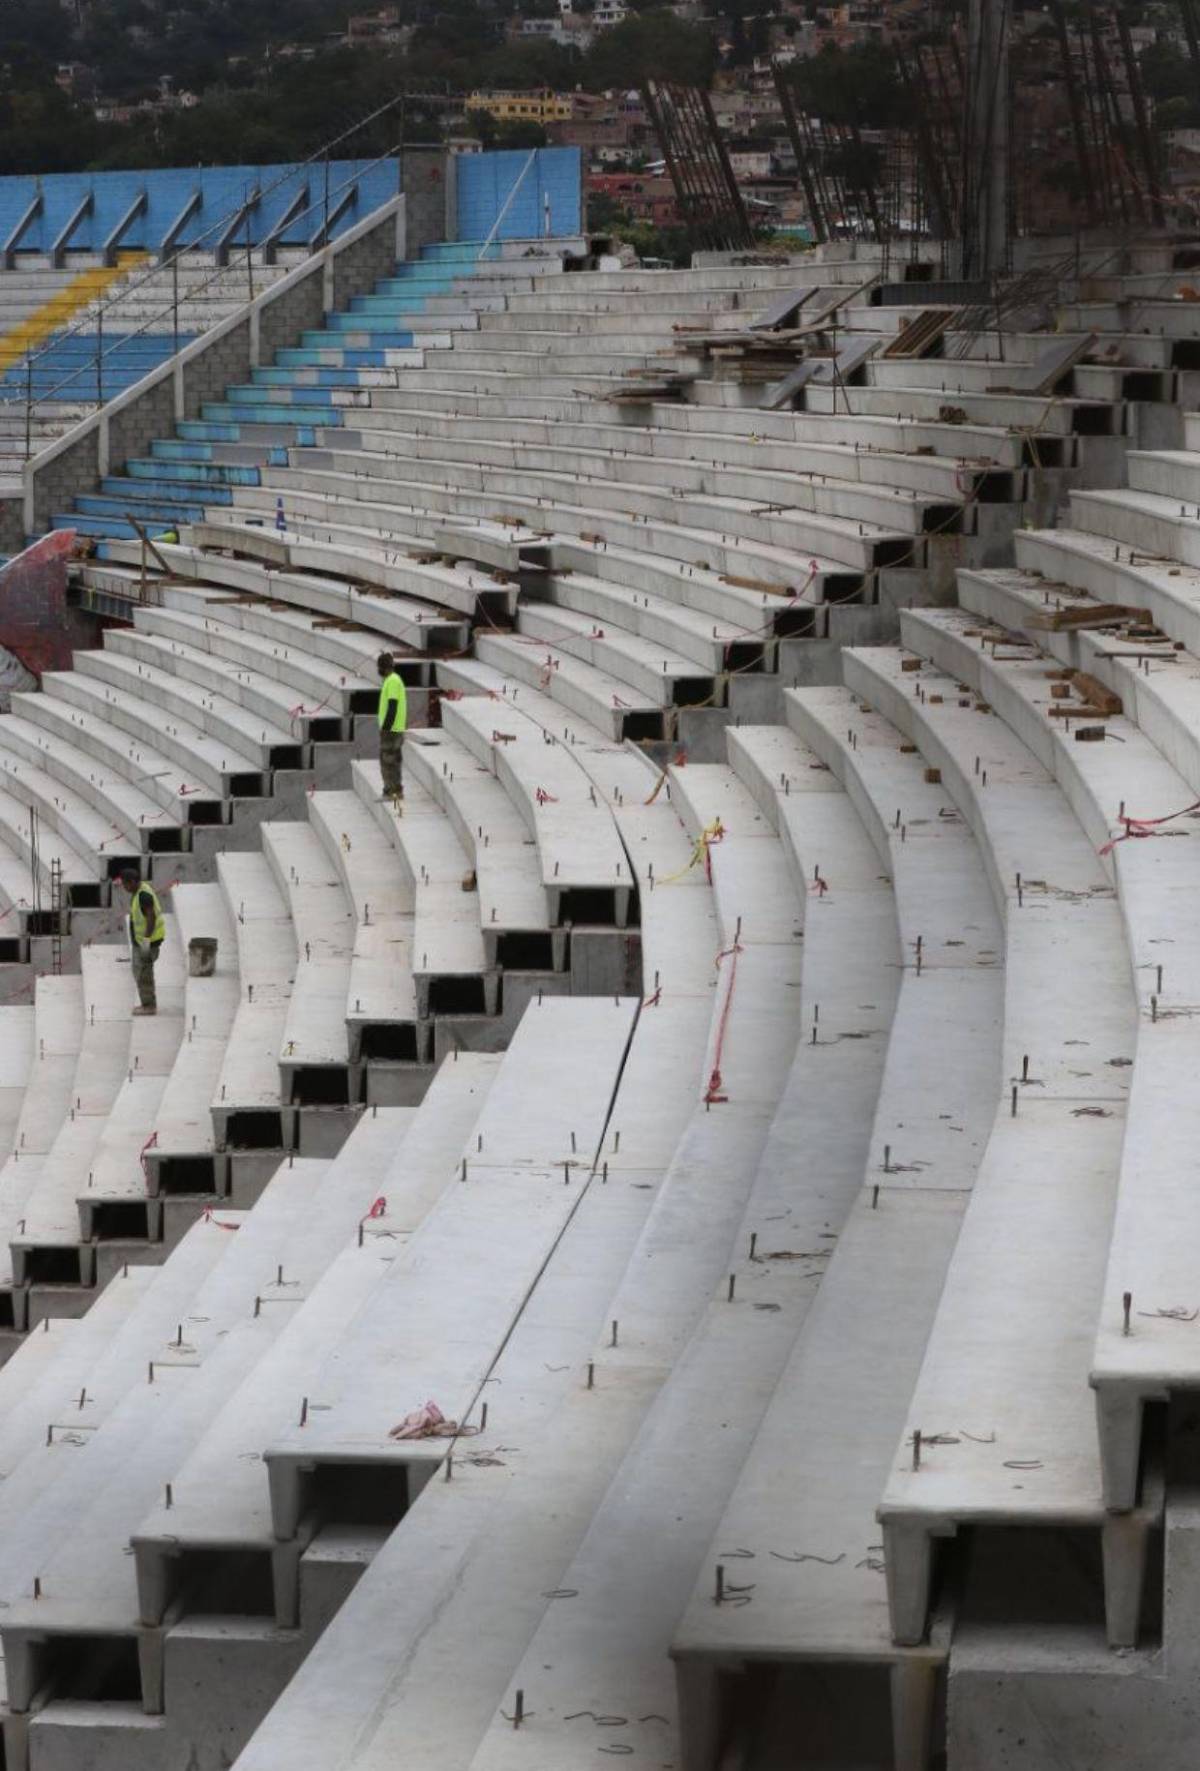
0,242 -> 1197,1771
671,682 -> 1003,1771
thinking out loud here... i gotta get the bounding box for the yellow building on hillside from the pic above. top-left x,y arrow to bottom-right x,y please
466,88 -> 574,123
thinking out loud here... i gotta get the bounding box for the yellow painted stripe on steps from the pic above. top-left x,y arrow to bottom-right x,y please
0,252 -> 150,373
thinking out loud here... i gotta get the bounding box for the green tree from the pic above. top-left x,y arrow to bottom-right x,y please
585,9 -> 715,88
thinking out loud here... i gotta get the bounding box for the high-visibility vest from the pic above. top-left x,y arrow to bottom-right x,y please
378,671 -> 407,733
130,882 -> 166,945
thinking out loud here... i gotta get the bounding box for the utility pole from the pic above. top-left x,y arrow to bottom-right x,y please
962,0 -> 1011,279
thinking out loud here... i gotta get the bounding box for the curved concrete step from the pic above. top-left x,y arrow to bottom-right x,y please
844,643 -> 1142,1654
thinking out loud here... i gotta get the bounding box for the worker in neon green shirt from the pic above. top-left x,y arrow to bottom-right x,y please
120,868 -> 166,1015
377,652 -> 407,802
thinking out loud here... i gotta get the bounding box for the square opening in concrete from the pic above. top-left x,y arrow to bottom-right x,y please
231,773 -> 268,798
427,976 -> 486,1017
23,1246 -> 83,1287
224,1110 -> 284,1150
958,1525 -> 1125,1636
90,1201 -> 150,1242
290,1067 -> 351,1108
308,718 -> 345,743
359,1023 -> 419,1063
66,883 -> 103,910
0,939 -> 24,964
713,1660 -> 917,1769
35,1633 -> 143,1704
186,799 -> 226,826
146,827 -> 187,853
0,1290 -> 15,1330
495,932 -> 556,972
619,711 -> 666,744
156,1156 -> 219,1196
24,910 -> 68,937
558,888 -> 619,927
303,1461 -> 411,1531
175,1548 -> 275,1619
267,744 -> 305,771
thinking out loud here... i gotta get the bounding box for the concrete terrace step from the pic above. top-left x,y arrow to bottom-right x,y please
399,728 -> 556,969
259,822 -> 355,1098
261,995 -> 638,1543
952,569 -> 1200,1514
673,687 -> 1004,1770
147,882 -> 240,1196
844,642 -> 1145,1656
349,760 -> 490,1024
129,1057 -> 496,1633
434,669 -> 633,928
305,790 -> 420,1064
212,850 -> 295,1152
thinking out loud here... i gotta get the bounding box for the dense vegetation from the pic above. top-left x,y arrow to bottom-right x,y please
0,0 -> 715,172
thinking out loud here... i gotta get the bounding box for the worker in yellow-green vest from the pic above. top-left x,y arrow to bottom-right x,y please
120,868 -> 166,1016
377,652 -> 408,803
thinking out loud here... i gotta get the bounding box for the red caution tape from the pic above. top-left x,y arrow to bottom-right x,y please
1100,800 -> 1200,855
704,938 -> 744,1105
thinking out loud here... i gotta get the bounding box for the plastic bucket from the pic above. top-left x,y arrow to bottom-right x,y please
188,936 -> 218,978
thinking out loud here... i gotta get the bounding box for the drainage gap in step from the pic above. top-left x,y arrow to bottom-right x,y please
495,931 -> 556,971
34,1634 -> 143,1704
303,1460 -> 412,1531
427,975 -> 487,1017
359,1023 -> 419,1063
155,1156 -> 219,1196
175,1548 -> 275,1619
91,1201 -> 150,1242
290,1066 -> 351,1108
23,1246 -> 84,1286
223,1110 -> 284,1150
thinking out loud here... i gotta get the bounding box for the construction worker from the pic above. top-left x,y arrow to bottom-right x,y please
377,652 -> 407,802
120,868 -> 166,1016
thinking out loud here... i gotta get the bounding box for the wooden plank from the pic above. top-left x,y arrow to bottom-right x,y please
749,285 -> 818,331
1025,602 -> 1150,633
764,359 -> 818,410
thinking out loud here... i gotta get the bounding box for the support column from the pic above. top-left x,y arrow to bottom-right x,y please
963,0 -> 1011,280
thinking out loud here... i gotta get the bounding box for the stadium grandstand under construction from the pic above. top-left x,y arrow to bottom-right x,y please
0,4 -> 1193,1765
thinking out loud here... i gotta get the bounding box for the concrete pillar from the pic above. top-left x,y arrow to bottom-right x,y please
963,0 -> 1011,280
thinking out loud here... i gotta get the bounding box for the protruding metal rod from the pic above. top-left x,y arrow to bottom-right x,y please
1123,1291 -> 1132,1336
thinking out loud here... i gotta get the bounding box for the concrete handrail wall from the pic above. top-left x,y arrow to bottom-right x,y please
19,180 -> 426,543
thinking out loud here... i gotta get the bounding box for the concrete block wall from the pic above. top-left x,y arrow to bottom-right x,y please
400,148 -> 451,260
